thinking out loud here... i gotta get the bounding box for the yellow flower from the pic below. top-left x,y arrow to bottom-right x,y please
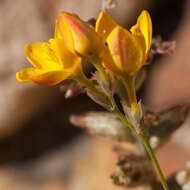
58,12 -> 102,58
96,10 -> 152,76
96,10 -> 152,112
16,36 -> 82,86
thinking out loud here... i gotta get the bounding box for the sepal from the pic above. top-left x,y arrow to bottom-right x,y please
123,101 -> 144,134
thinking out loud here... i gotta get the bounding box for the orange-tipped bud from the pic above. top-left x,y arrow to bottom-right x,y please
58,12 -> 102,57
96,10 -> 152,76
106,26 -> 146,75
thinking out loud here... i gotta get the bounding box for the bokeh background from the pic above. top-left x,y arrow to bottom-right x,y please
0,0 -> 190,189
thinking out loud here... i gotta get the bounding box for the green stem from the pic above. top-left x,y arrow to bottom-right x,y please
90,56 -> 108,82
73,69 -> 99,94
110,96 -> 169,190
122,75 -> 137,113
109,96 -> 136,133
139,133 -> 169,190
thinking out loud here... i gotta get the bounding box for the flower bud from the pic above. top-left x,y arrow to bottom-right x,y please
96,10 -> 152,76
106,26 -> 146,75
58,12 -> 102,57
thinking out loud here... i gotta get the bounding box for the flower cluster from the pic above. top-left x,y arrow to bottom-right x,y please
17,10 -> 152,113
16,11 -> 179,190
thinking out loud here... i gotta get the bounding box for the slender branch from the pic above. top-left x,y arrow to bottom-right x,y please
73,69 -> 99,94
110,96 -> 169,190
121,75 -> 137,113
109,96 -> 136,132
139,133 -> 169,190
92,58 -> 108,82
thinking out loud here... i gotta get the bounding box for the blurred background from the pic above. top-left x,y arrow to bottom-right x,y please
0,0 -> 190,189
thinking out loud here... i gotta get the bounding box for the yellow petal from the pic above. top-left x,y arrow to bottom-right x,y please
49,38 -> 82,69
58,14 -> 75,52
33,60 -> 82,85
25,43 -> 62,70
58,12 -> 101,57
95,12 -> 117,41
16,68 -> 40,83
32,70 -> 71,86
16,68 -> 74,86
100,47 -> 121,75
130,10 -> 152,55
107,26 -> 145,75
55,20 -> 63,40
